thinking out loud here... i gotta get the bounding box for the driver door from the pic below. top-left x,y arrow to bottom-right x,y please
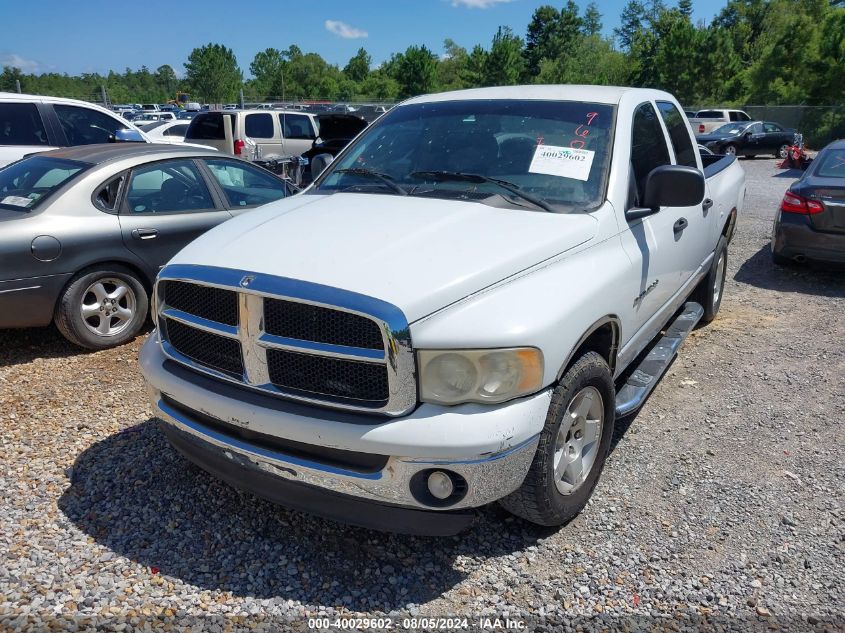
118,158 -> 231,273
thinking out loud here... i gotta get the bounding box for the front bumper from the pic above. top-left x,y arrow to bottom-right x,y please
140,333 -> 549,532
772,211 -> 845,265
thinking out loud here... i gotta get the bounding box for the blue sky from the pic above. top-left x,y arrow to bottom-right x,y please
0,0 -> 727,77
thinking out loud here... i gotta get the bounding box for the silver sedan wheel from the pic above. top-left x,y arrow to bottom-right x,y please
713,251 -> 726,305
80,278 -> 136,337
553,386 -> 604,495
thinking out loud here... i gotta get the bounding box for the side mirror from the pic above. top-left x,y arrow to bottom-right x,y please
110,128 -> 145,143
626,165 -> 705,221
311,153 -> 334,179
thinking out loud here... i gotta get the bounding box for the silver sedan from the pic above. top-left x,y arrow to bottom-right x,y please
0,143 -> 292,349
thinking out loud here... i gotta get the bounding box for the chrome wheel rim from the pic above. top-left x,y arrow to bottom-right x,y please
80,278 -> 136,337
713,251 -> 726,305
778,144 -> 790,159
553,386 -> 604,495
724,145 -> 736,156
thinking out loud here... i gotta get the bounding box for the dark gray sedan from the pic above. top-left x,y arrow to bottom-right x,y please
771,139 -> 845,266
0,144 -> 291,348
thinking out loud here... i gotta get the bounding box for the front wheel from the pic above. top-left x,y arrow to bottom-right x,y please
777,144 -> 790,159
499,351 -> 615,526
722,144 -> 737,157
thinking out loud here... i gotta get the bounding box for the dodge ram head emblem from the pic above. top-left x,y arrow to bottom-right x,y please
240,275 -> 255,288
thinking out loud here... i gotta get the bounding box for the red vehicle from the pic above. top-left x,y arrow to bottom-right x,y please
780,133 -> 811,170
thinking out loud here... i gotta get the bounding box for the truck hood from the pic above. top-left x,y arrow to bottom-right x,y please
171,193 -> 598,322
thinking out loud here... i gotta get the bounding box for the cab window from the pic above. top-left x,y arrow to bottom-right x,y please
630,103 -> 671,205
656,101 -> 697,168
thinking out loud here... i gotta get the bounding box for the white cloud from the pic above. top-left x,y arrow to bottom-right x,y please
324,20 -> 368,39
0,53 -> 40,73
450,0 -> 514,8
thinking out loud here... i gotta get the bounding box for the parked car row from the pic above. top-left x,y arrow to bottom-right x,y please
0,144 -> 294,348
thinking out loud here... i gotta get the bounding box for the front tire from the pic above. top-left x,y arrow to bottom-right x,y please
722,144 -> 737,157
54,265 -> 148,350
499,351 -> 615,526
777,144 -> 790,159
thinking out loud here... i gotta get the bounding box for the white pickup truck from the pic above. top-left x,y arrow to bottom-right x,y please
689,108 -> 752,136
140,86 -> 745,535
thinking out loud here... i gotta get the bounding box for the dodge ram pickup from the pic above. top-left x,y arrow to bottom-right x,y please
139,86 -> 745,535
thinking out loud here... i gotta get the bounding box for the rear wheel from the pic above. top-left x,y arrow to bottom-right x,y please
777,144 -> 790,159
693,235 -> 728,323
499,351 -> 615,526
54,265 -> 148,349
722,144 -> 737,157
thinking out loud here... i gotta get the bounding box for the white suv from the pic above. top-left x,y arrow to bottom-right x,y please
0,92 -> 147,167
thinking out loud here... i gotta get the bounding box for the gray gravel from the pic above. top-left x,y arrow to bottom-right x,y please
1,157 -> 843,632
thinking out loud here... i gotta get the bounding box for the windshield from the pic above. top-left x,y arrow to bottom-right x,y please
316,99 -> 615,211
0,156 -> 88,211
712,123 -> 748,136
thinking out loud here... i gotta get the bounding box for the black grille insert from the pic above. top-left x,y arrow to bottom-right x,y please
163,281 -> 238,326
267,349 -> 388,403
264,299 -> 383,350
164,318 -> 244,378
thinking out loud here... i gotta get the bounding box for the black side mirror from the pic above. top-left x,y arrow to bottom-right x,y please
626,165 -> 705,221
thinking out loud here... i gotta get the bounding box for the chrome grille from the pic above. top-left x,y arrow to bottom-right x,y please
155,264 -> 417,416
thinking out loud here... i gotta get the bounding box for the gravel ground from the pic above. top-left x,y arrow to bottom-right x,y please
1,157 -> 843,632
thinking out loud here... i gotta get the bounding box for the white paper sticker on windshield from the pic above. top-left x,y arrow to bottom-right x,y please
528,145 -> 595,181
2,195 -> 33,207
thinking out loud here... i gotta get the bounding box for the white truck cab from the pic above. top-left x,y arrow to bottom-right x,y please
140,85 -> 745,535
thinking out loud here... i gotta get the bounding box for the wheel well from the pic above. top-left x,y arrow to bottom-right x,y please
722,207 -> 737,243
52,259 -> 154,314
559,320 -> 619,378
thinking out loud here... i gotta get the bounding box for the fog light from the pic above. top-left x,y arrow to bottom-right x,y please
427,471 -> 454,500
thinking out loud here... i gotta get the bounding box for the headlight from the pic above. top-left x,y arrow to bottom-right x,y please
418,348 -> 544,405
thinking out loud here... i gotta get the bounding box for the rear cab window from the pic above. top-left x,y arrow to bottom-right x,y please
656,101 -> 697,168
0,103 -> 50,146
695,111 -> 722,119
0,156 -> 88,210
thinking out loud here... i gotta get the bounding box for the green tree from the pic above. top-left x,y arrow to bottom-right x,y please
1,66 -> 24,92
583,2 -> 603,36
344,47 -> 371,82
184,43 -> 242,103
389,45 -> 438,98
537,35 -> 629,85
438,39 -> 470,91
484,27 -> 525,86
524,5 -> 562,77
678,0 -> 694,18
615,0 -> 647,49
249,48 -> 286,97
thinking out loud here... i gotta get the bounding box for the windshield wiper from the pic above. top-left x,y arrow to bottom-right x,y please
409,171 -> 555,213
334,168 -> 408,196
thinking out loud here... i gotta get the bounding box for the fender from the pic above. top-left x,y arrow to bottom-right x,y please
556,314 -> 621,380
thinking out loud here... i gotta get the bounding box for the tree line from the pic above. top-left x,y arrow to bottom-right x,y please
2,0 -> 844,109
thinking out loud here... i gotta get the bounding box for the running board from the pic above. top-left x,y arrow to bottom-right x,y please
615,301 -> 704,417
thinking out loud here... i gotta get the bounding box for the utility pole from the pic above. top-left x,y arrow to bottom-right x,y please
15,79 -> 21,94
239,88 -> 245,109
100,85 -> 110,108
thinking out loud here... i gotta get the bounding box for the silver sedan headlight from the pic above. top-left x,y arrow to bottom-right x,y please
418,348 -> 544,405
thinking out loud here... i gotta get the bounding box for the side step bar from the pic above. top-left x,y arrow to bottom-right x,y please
615,301 -> 704,417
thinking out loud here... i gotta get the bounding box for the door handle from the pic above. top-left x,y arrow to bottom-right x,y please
702,198 -> 714,212
673,218 -> 688,233
131,228 -> 158,240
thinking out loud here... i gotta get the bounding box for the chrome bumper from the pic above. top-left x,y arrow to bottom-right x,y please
152,394 -> 540,511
